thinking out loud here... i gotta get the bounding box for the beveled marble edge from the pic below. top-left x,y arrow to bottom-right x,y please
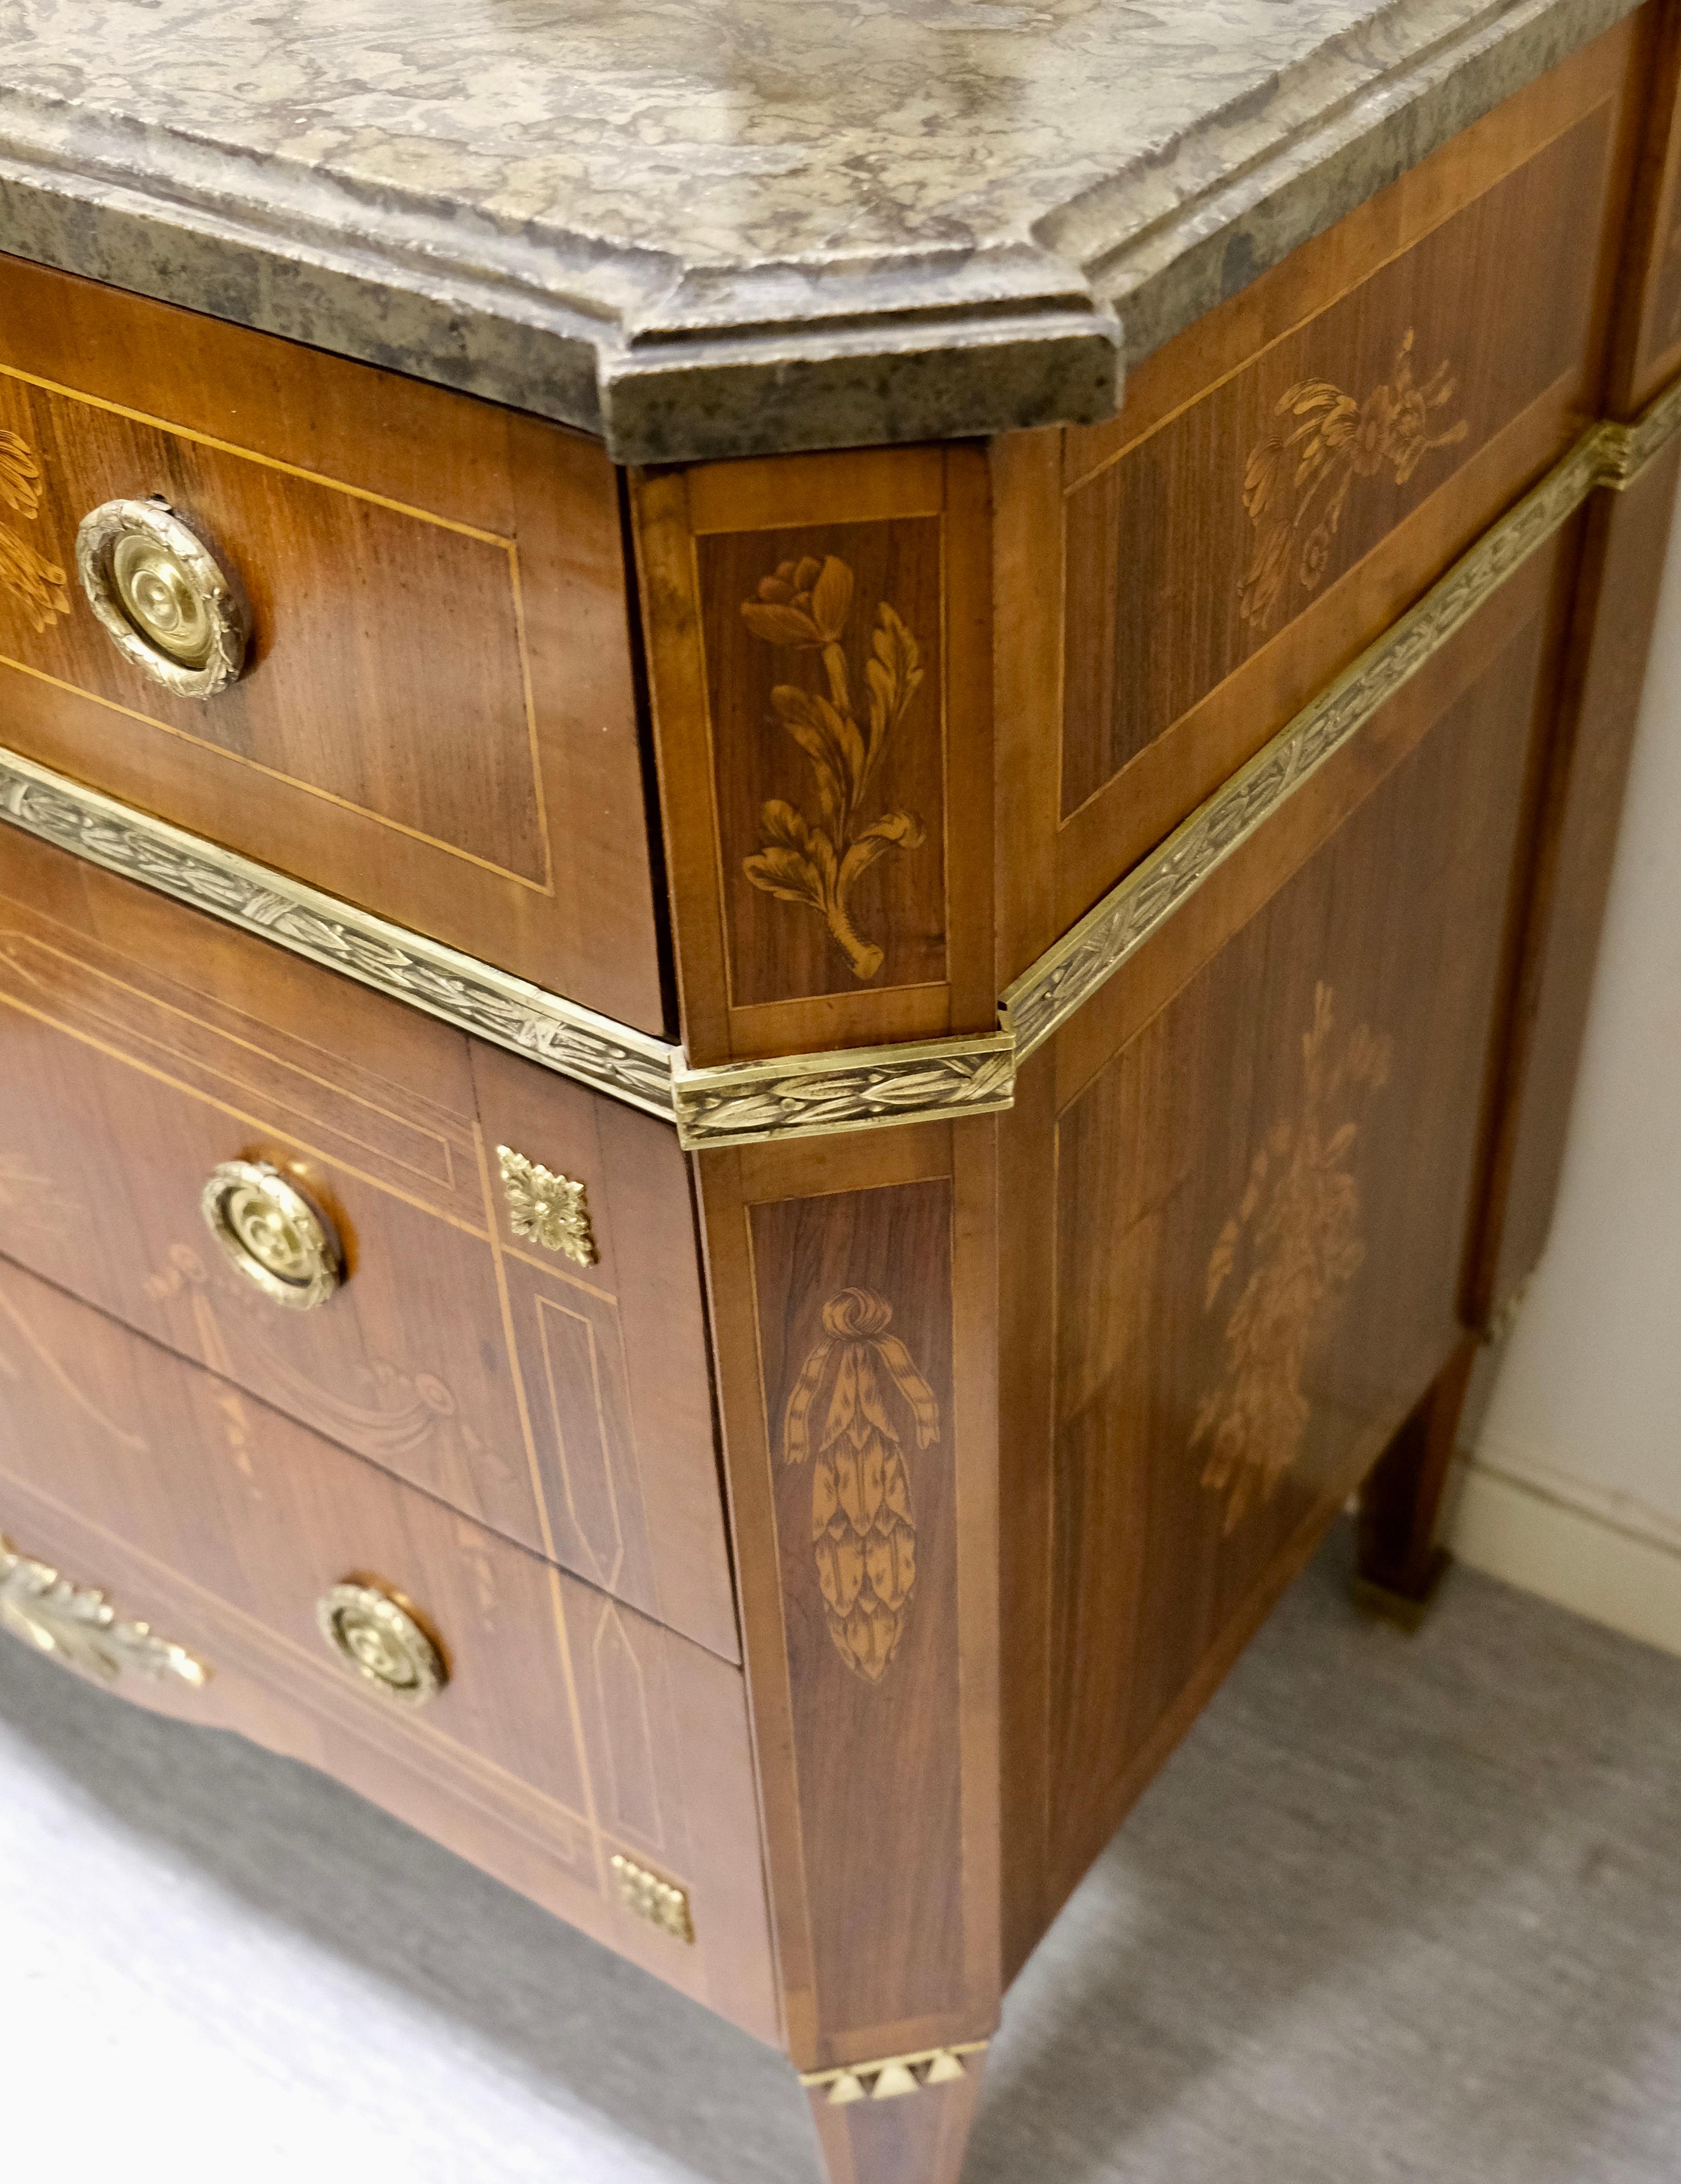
0,0 -> 1640,462
1001,390 -> 1681,1061
0,749 -> 680,1118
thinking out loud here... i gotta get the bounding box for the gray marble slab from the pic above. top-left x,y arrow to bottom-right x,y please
0,0 -> 1646,459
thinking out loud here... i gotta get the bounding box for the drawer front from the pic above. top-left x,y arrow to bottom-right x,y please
0,823 -> 735,1660
0,251 -> 666,1034
995,20 -> 1644,977
0,1254 -> 778,2043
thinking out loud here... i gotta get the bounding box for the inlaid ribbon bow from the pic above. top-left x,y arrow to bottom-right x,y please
782,1287 -> 941,1684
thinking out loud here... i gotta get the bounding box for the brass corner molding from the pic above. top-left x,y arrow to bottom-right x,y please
800,2040 -> 989,2105
2,375 -> 1678,1150
671,1031 -> 1015,1149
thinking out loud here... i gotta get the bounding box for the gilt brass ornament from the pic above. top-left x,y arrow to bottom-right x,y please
801,2043 -> 988,2105
201,1159 -> 342,1310
496,1145 -> 597,1265
76,496 -> 249,697
0,1534 -> 208,1688
610,1853 -> 695,1944
316,1579 -> 446,1707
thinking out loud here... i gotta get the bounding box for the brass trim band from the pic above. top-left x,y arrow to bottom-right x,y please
0,750 -> 678,1119
1,385 -> 1676,1147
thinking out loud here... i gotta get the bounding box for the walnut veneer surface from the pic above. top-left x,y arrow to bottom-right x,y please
5,11 -> 1681,2184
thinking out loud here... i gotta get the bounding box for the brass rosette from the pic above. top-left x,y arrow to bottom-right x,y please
75,496 -> 249,698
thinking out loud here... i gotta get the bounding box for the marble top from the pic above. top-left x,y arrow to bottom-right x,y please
0,0 -> 1640,460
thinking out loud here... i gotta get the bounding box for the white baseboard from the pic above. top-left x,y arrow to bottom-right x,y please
1451,1458 -> 1681,1659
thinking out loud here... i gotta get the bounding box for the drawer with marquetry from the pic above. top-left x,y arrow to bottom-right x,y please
0,818 -> 736,1660
0,1250 -> 778,2037
0,251 -> 666,1034
5,10 -> 1681,2184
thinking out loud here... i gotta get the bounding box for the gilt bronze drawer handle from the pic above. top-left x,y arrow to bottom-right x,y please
200,1159 -> 342,1310
316,1579 -> 447,1707
0,1533 -> 209,1688
76,498 -> 249,699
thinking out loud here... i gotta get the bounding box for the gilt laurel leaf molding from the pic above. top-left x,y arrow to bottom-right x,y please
0,747 -> 678,1117
672,1031 -> 1015,1148
1,379 -> 1677,1146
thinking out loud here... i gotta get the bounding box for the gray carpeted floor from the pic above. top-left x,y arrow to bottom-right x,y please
4,1523 -> 1680,2181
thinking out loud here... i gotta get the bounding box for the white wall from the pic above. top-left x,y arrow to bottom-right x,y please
1453,487 -> 1681,1653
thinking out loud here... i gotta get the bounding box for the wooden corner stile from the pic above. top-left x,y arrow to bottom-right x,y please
690,1113 -> 1002,2162
630,443 -> 995,1070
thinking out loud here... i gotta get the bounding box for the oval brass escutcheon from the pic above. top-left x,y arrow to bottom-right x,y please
76,497 -> 249,698
200,1160 -> 342,1310
316,1581 -> 447,1707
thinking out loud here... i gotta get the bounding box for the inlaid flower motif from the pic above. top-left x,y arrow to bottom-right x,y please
1192,984 -> 1393,1534
740,553 -> 925,982
0,426 -> 69,635
1239,332 -> 1469,629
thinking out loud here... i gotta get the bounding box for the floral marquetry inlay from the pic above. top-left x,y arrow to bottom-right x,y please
1240,331 -> 1469,629
740,555 -> 926,982
0,428 -> 69,634
782,1287 -> 941,1683
1193,985 -> 1392,1534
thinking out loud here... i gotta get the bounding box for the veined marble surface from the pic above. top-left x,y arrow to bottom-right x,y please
0,0 -> 1644,457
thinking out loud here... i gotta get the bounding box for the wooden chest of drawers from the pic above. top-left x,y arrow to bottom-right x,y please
4,9 -> 1681,2183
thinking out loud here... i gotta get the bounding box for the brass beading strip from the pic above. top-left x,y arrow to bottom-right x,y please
2,384 -> 1676,1147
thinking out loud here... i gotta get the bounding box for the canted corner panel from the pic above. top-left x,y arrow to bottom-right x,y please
636,447 -> 992,1074
742,1174 -> 983,2050
1058,83 -> 1622,822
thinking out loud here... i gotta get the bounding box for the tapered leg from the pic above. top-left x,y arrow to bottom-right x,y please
805,2048 -> 987,2184
1354,1334 -> 1479,1626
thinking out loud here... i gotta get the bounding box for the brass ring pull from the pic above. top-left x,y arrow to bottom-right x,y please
0,1533 -> 209,1688
201,1159 -> 342,1310
76,497 -> 249,699
316,1579 -> 447,1707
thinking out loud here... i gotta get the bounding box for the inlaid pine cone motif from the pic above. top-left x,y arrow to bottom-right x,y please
782,1287 -> 941,1683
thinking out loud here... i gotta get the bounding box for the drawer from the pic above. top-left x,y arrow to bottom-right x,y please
995,19 -> 1647,975
0,821 -> 736,1660
0,250 -> 666,1034
0,1253 -> 779,2044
